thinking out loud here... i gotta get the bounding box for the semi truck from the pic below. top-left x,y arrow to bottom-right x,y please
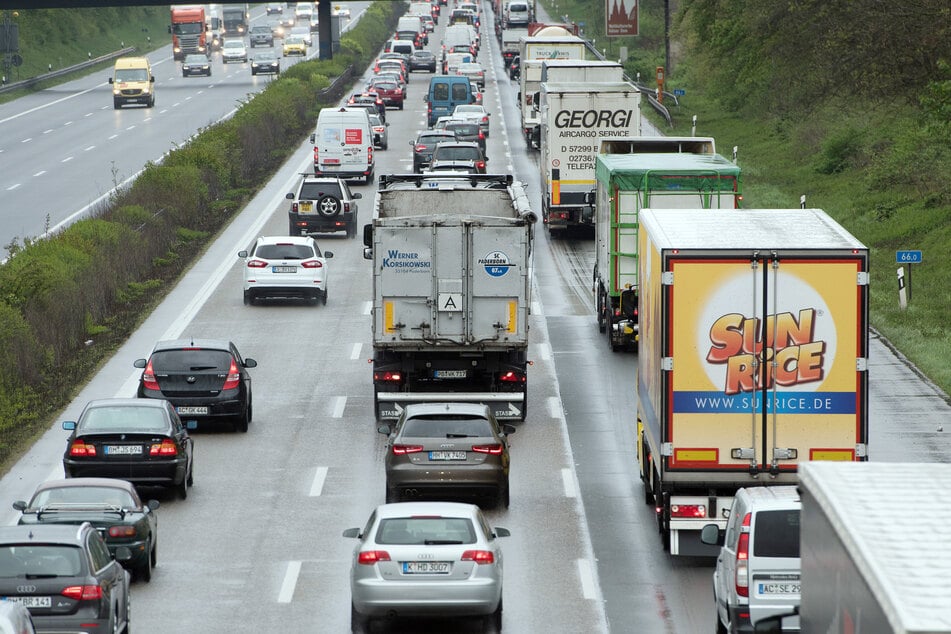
795,462 -> 951,634
593,145 -> 738,351
363,174 -> 536,422
637,208 -> 869,556
170,6 -> 209,61
205,4 -> 222,51
221,3 -> 250,37
537,81 -> 640,238
517,35 -> 586,147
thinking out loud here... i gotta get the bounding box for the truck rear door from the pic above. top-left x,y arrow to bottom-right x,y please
467,224 -> 527,343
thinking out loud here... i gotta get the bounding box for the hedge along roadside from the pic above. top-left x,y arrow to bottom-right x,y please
0,1 -> 405,473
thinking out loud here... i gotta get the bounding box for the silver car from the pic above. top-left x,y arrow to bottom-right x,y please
343,502 -> 510,633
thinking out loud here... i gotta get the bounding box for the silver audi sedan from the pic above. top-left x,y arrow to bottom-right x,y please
343,502 -> 511,632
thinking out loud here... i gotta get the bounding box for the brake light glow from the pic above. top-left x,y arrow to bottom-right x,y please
392,444 -> 424,455
300,259 -> 323,269
499,371 -> 525,383
472,444 -> 503,455
247,258 -> 268,268
222,358 -> 241,390
141,359 -> 159,391
735,513 -> 751,597
108,526 -> 137,538
61,585 -> 103,600
358,550 -> 391,565
461,550 -> 494,564
475,160 -> 485,170
69,440 -> 96,457
374,371 -> 402,382
291,202 -> 299,213
416,144 -> 427,152
149,439 -> 178,456
670,504 -> 707,518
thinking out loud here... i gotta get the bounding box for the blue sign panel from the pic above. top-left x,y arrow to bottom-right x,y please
896,250 -> 923,264
673,88 -> 685,96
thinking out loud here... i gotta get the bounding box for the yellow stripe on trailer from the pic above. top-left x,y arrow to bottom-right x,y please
507,300 -> 517,333
675,448 -> 718,462
810,449 -> 855,461
384,301 -> 395,334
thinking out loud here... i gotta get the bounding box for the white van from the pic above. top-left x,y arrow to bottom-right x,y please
311,107 -> 374,184
505,0 -> 530,26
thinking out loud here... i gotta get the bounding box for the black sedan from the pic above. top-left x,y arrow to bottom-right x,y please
181,53 -> 212,77
133,338 -> 256,432
14,478 -> 160,582
251,51 -> 281,75
410,130 -> 457,172
62,398 -> 195,499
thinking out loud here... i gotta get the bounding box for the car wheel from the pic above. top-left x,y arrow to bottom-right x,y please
382,142 -> 388,150
137,539 -> 152,583
177,472 -> 188,500
351,602 -> 370,634
484,595 -> 503,632
321,289 -> 328,306
235,405 -> 250,433
113,99 -> 121,109
318,195 -> 342,217
150,537 -> 157,567
399,102 -> 404,110
497,480 -> 510,509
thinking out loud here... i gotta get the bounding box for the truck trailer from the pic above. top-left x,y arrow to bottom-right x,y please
363,174 -> 536,422
170,6 -> 209,61
593,147 -> 739,351
537,81 -> 640,238
517,35 -> 586,147
637,208 -> 869,556
221,3 -> 249,37
797,462 -> 951,634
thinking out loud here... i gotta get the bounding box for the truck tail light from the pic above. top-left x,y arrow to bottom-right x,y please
499,370 -> 525,383
222,358 -> 241,390
358,550 -> 390,565
670,504 -> 706,518
69,440 -> 96,457
141,359 -> 159,390
392,444 -> 424,455
301,259 -> 323,269
150,439 -> 178,456
374,371 -> 402,382
472,444 -> 503,455
735,513 -> 751,597
461,550 -> 495,564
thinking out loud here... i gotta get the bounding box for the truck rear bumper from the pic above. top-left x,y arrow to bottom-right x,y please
377,392 -> 525,421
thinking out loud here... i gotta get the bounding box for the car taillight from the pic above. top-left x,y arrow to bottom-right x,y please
149,439 -> 178,456
481,116 -> 488,124
247,258 -> 268,268
367,145 -> 373,164
343,202 -> 351,212
499,371 -> 525,383
374,371 -> 402,382
670,504 -> 707,518
476,161 -> 485,170
478,131 -> 485,140
69,440 -> 96,457
221,358 -> 241,390
735,514 -> 751,597
472,444 -> 503,455
461,550 -> 494,564
392,444 -> 424,455
61,585 -> 103,601
301,259 -> 323,269
108,526 -> 137,538
141,359 -> 159,391
358,550 -> 390,565
291,202 -> 299,213
416,144 -> 427,152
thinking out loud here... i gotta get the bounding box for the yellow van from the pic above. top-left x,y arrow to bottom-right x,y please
109,57 -> 155,109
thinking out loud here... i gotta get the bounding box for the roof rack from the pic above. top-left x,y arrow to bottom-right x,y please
379,173 -> 513,190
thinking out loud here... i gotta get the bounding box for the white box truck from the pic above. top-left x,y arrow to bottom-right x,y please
517,35 -> 586,147
637,208 -> 870,556
363,174 -> 537,422
537,81 -> 640,238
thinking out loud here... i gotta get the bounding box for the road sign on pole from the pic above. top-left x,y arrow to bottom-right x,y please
896,250 -> 922,264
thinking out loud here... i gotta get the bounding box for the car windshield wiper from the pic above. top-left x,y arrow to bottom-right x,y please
424,539 -> 463,545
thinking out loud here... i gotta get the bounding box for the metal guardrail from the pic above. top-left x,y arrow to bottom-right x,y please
0,46 -> 136,95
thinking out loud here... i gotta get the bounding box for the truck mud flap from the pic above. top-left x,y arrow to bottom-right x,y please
376,392 -> 525,421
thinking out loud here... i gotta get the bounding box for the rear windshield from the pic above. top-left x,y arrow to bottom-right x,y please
401,415 -> 494,438
451,83 -> 469,101
753,509 -> 801,558
150,348 -> 233,373
0,545 -> 83,577
81,405 -> 167,432
433,146 -> 480,161
253,244 -> 315,260
299,182 -> 342,200
375,517 -> 476,545
31,486 -> 137,509
447,123 -> 479,136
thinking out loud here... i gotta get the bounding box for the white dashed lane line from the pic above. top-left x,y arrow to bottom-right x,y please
309,466 -> 328,497
277,561 -> 302,603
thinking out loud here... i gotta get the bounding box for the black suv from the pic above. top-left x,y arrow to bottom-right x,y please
249,24 -> 274,47
287,175 -> 363,238
0,523 -> 131,633
133,339 -> 256,432
429,141 -> 488,174
411,131 -> 457,172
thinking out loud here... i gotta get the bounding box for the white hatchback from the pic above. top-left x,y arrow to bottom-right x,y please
238,236 -> 333,305
452,103 -> 491,137
221,39 -> 248,63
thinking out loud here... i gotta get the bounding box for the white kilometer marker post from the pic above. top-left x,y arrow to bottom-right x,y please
309,467 -> 328,497
332,396 -> 346,418
350,343 -> 362,360
577,559 -> 598,600
277,561 -> 301,603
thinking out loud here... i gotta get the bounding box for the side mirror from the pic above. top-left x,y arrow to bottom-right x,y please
114,546 -> 133,563
352,192 -> 362,200
342,528 -> 361,538
238,250 -> 249,258
584,191 -> 595,205
62,421 -> 77,430
12,501 -> 26,512
133,358 -> 147,368
324,251 -> 334,259
150,75 -> 155,83
363,224 -> 373,248
700,523 -> 723,546
108,77 -> 114,84
493,527 -> 511,538
377,424 -> 392,435
147,499 -> 160,511
502,424 -> 517,435
363,247 -> 373,260
309,133 -> 316,144
285,192 -> 295,200
243,358 -> 258,368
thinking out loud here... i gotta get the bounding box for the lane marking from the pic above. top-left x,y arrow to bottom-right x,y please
537,342 -> 552,362
43,129 -> 53,134
562,468 -> 578,498
332,396 -> 347,418
350,343 -> 362,360
577,559 -> 598,600
6,184 -> 21,191
363,301 -> 373,315
125,125 -> 135,131
84,112 -> 93,118
108,134 -> 118,140
309,466 -> 328,497
33,171 -> 45,177
21,138 -> 31,143
84,145 -> 95,152
548,396 -> 564,420
277,561 -> 301,603
61,156 -> 73,163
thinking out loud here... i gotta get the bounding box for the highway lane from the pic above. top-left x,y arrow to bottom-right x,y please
1,2 -> 951,633
0,3 -> 370,253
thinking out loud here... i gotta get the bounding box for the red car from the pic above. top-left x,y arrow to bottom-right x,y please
369,81 -> 404,109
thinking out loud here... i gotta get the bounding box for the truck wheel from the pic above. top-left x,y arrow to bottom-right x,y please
317,195 -> 341,217
114,99 -> 121,110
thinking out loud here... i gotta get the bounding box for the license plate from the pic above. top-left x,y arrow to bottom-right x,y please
758,582 -> 800,595
322,159 -> 340,165
402,561 -> 451,574
299,201 -> 313,213
2,596 -> 52,608
105,445 -> 142,455
177,406 -> 209,415
272,266 -> 296,273
430,451 -> 467,461
434,370 -> 467,378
